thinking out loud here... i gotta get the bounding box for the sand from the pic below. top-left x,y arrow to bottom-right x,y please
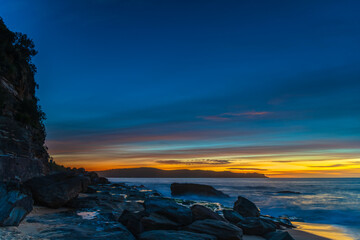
289,222 -> 354,240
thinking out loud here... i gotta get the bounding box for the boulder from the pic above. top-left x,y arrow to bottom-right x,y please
141,213 -> 179,231
223,209 -> 246,224
139,230 -> 216,240
97,177 -> 110,184
85,171 -> 99,184
191,205 -> 226,222
235,217 -> 276,235
144,198 -> 192,226
0,182 -> 33,226
66,195 -> 99,209
263,231 -> 295,240
171,183 -> 229,198
25,172 -> 90,208
184,219 -> 243,240
119,210 -> 148,235
234,196 -> 260,217
85,186 -> 97,193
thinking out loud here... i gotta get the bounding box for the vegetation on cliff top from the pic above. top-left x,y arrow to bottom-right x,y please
0,17 -> 46,143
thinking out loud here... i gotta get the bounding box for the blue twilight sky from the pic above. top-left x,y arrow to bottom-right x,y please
1,0 -> 360,176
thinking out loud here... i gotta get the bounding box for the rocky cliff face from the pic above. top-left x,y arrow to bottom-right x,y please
0,17 -> 49,181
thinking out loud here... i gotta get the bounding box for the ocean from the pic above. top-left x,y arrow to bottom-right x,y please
109,177 -> 360,239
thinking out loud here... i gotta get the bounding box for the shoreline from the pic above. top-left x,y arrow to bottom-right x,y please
4,206 -> 352,240
1,176 -> 357,240
290,221 -> 355,240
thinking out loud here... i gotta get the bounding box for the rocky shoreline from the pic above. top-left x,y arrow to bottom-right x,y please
0,169 -> 303,240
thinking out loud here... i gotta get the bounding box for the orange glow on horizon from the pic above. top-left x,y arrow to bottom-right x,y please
53,155 -> 360,178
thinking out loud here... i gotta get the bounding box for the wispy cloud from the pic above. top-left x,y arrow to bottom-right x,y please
228,167 -> 267,171
156,159 -> 232,165
200,111 -> 271,121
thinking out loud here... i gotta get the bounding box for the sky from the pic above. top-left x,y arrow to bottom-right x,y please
1,0 -> 360,177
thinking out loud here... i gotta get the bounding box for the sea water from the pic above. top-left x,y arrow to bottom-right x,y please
109,177 -> 360,239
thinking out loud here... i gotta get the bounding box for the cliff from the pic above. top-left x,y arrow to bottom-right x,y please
0,17 -> 49,181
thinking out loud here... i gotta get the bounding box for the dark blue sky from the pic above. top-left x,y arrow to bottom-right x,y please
1,0 -> 360,176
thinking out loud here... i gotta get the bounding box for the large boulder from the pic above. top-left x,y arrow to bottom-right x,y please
25,172 -> 90,208
235,217 -> 276,235
119,210 -> 147,235
223,209 -> 246,224
0,182 -> 33,226
139,230 -> 216,240
84,171 -> 100,185
144,198 -> 192,226
263,231 -> 295,240
171,183 -> 229,198
184,219 -> 243,240
233,196 -> 260,217
141,213 -> 179,231
191,205 -> 226,222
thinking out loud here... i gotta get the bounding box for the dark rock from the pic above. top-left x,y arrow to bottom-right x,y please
171,183 -> 229,198
112,182 -> 127,187
139,230 -> 217,240
65,195 -> 99,209
85,186 -> 97,193
25,172 -> 90,208
184,219 -> 243,240
235,217 -> 276,235
119,210 -> 148,235
234,196 -> 260,217
141,213 -> 179,231
23,210 -> 136,240
191,204 -> 226,222
0,117 -> 48,182
260,216 -> 294,229
277,191 -> 301,194
0,182 -> 33,226
97,177 -> 110,184
223,209 -> 246,224
85,171 -> 99,184
144,198 -> 192,226
263,231 -> 295,240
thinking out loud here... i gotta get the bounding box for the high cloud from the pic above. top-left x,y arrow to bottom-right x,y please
200,111 -> 271,121
156,159 -> 232,165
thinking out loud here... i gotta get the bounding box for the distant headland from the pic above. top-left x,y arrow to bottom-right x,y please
97,167 -> 268,178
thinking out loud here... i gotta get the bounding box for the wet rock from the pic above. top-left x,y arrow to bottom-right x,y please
223,209 -> 246,224
234,196 -> 260,217
119,200 -> 145,213
85,186 -> 97,193
263,231 -> 295,240
184,219 -> 243,240
235,217 -> 276,235
191,204 -> 226,222
119,210 -> 147,235
144,198 -> 192,226
141,213 -> 179,231
139,230 -> 217,240
85,171 -> 99,185
171,183 -> 229,198
66,195 -> 99,209
25,172 -> 90,208
24,210 -> 136,240
0,182 -> 33,226
97,177 -> 110,184
260,216 -> 294,228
